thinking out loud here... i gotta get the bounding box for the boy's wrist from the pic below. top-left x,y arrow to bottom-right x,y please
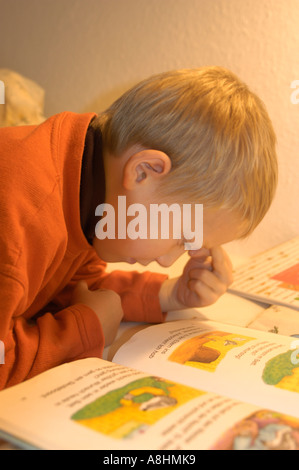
159,278 -> 185,312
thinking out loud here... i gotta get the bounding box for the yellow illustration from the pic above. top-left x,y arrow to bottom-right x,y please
168,330 -> 254,372
71,376 -> 203,439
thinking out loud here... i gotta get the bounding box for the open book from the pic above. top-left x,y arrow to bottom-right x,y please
0,318 -> 299,450
229,237 -> 299,310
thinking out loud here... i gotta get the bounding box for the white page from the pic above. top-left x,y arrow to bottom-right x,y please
0,357 -> 267,450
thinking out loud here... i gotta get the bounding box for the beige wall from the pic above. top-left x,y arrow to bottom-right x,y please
0,0 -> 298,256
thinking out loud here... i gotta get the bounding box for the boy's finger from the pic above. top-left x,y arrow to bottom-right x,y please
188,247 -> 210,258
187,279 -> 219,306
188,268 -> 227,295
210,246 -> 233,283
188,258 -> 213,273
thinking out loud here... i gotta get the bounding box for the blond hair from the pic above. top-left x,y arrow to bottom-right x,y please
92,67 -> 278,236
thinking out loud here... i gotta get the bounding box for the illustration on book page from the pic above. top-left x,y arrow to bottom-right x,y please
71,376 -> 203,440
212,409 -> 299,450
168,331 -> 254,372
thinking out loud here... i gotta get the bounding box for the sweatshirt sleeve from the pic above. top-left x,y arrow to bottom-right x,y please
0,272 -> 105,390
56,250 -> 169,324
0,249 -> 168,389
95,269 -> 169,323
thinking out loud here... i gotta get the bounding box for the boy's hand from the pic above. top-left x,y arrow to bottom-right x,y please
159,246 -> 233,311
71,281 -> 123,346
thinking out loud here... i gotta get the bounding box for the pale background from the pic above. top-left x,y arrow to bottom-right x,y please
0,0 -> 298,260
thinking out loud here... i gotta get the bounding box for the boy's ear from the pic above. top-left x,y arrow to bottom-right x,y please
122,149 -> 171,190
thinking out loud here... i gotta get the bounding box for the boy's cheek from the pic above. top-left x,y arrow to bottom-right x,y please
92,237 -> 152,262
93,236 -> 183,264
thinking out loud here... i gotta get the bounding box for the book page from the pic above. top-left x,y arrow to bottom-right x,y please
229,237 -> 299,310
113,319 -> 299,418
0,357 -> 264,450
1,357 -> 299,449
248,304 -> 299,337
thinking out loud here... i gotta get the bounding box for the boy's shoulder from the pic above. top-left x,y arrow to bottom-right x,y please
0,112 -> 96,263
0,111 -> 96,179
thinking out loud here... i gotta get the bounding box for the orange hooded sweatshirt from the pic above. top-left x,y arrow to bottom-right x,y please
0,111 -> 167,389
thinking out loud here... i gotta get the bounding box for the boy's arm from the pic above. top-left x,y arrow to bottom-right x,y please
0,250 -> 166,389
59,250 -> 169,324
0,273 -> 105,390
94,269 -> 168,323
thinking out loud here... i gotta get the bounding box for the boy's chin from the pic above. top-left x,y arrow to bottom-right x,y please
127,258 -> 154,266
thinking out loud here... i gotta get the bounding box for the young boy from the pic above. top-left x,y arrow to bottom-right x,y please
0,66 -> 277,389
